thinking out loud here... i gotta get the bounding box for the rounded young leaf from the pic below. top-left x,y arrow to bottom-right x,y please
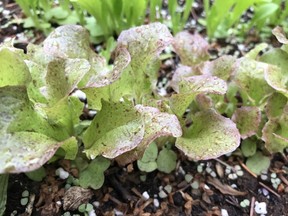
137,161 -> 158,173
79,157 -> 110,189
241,139 -> 257,157
176,109 -> 240,160
246,152 -> 270,175
156,148 -> 177,174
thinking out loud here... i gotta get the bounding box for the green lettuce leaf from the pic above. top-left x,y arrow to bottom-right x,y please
114,23 -> 173,101
36,24 -> 92,63
0,85 -> 80,172
83,101 -> 145,159
260,48 -> 288,98
201,55 -> 236,81
170,75 -> 227,116
262,108 -> 288,153
116,105 -> 182,165
45,59 -> 90,104
84,46 -> 130,88
232,57 -> 274,105
176,109 -> 240,160
0,88 -> 65,173
265,93 -> 287,119
0,46 -> 31,87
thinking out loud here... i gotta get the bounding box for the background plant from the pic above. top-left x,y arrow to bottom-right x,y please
200,0 -> 288,39
14,0 -> 195,43
15,0 -> 85,35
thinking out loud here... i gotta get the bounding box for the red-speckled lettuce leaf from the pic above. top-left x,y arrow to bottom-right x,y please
116,105 -> 182,165
170,75 -> 227,116
173,31 -> 210,66
232,106 -> 261,139
176,109 -> 240,160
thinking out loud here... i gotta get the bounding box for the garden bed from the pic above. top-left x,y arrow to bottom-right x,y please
1,1 -> 288,216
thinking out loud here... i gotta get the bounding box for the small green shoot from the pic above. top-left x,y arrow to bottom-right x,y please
137,142 -> 177,174
78,203 -> 94,216
246,152 -> 270,175
156,147 -> 177,173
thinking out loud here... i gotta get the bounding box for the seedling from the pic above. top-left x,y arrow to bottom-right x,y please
20,190 -> 29,206
78,203 -> 94,216
137,142 -> 177,174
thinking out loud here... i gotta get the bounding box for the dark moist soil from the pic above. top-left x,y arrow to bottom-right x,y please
4,153 -> 288,216
2,1 -> 288,216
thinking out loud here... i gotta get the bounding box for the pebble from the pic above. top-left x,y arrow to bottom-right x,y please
114,209 -> 124,216
262,188 -> 269,197
197,164 -> 204,173
153,198 -> 160,208
55,167 -> 69,179
228,173 -> 238,180
172,191 -> 185,206
157,88 -> 167,96
142,191 -> 150,200
88,110 -> 97,118
221,209 -> 229,216
22,190 -> 29,197
254,201 -> 267,215
225,167 -> 231,174
185,174 -> 193,183
210,171 -> 217,178
20,197 -> 29,206
93,201 -> 100,208
89,209 -> 96,216
71,89 -> 87,103
164,185 -> 172,194
260,174 -> 268,181
234,165 -> 241,171
56,201 -> 62,206
236,170 -> 244,176
178,166 -> 186,175
2,9 -> 10,16
10,210 -> 17,216
158,190 -> 168,198
205,167 -> 212,174
191,180 -> 199,189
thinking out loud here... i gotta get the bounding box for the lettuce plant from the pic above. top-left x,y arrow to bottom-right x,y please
0,23 -> 287,180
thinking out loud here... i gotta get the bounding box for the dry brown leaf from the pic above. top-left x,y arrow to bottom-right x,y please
207,176 -> 247,196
